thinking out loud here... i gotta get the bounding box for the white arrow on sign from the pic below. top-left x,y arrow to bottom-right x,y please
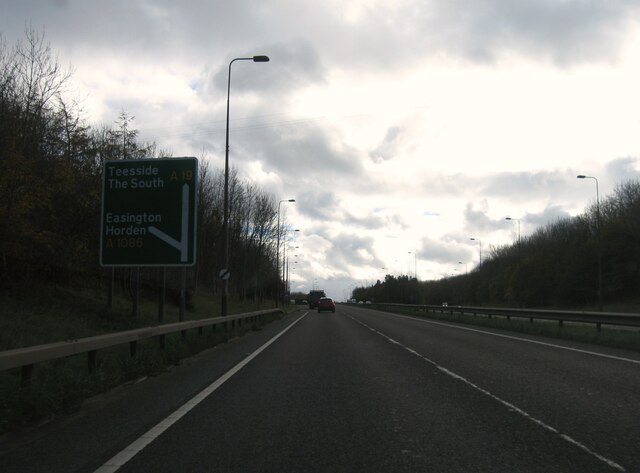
148,183 -> 190,262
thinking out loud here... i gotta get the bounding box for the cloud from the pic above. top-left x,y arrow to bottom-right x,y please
523,204 -> 572,227
298,228 -> 384,277
476,169 -> 585,207
421,0 -> 640,65
5,0 -> 639,78
342,212 -> 386,230
211,39 -> 327,97
463,200 -> 495,232
482,170 -> 568,197
229,119 -> 368,198
326,232 -> 384,269
369,126 -> 404,163
295,190 -> 340,221
418,236 -> 473,264
604,157 -> 640,183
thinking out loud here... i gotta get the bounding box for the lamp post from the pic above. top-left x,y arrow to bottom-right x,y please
577,174 -> 603,311
282,231 -> 299,297
505,217 -> 521,244
407,251 -> 417,280
288,253 -> 299,292
284,246 -> 299,305
276,199 -> 295,307
221,55 -> 269,317
470,238 -> 482,267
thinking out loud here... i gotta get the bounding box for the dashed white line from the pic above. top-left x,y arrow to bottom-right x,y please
378,310 -> 640,365
348,314 -> 627,472
94,312 -> 308,473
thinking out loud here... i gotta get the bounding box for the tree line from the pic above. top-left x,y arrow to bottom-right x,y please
353,179 -> 640,310
0,28 -> 287,305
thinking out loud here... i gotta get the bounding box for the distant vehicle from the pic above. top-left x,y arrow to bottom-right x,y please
349,298 -> 356,304
357,301 -> 364,304
442,302 -> 448,307
317,297 -> 336,313
308,290 -> 326,309
365,301 -> 372,304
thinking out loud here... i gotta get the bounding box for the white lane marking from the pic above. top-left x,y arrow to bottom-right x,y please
94,312 -> 308,473
347,314 -> 627,472
372,310 -> 640,365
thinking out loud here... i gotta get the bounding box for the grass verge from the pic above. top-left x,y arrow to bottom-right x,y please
0,283 -> 285,435
368,305 -> 640,353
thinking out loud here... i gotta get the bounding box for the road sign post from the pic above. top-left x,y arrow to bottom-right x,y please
100,157 -> 198,267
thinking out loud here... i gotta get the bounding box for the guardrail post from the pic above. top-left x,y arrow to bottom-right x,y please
529,317 -> 533,323
558,319 -> 564,328
21,364 -> 33,387
130,340 -> 137,357
159,334 -> 165,350
88,350 -> 97,373
596,322 -> 602,332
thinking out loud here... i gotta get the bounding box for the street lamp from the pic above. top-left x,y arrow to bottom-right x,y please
276,199 -> 295,307
505,217 -> 521,244
407,251 -> 417,279
458,261 -> 468,273
470,238 -> 482,267
577,174 -> 602,311
281,231 -> 299,306
282,230 -> 299,291
284,246 -> 299,304
221,55 -> 270,317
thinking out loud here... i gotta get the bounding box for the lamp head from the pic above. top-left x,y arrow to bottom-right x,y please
253,55 -> 270,62
577,175 -> 586,179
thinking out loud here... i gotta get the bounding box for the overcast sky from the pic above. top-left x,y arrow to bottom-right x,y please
3,0 -> 640,300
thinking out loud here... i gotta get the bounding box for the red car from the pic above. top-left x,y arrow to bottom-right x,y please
317,297 -> 336,313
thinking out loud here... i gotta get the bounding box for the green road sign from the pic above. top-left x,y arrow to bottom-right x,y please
100,157 -> 198,266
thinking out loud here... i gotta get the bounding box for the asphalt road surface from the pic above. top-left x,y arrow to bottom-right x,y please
2,305 -> 639,472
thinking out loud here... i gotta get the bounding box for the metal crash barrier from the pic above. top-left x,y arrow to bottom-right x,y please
0,308 -> 284,385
